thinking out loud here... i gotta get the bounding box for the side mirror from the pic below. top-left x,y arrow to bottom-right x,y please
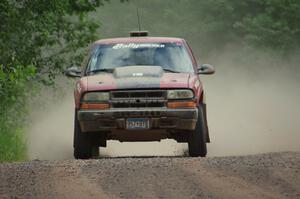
197,64 -> 215,75
65,66 -> 81,77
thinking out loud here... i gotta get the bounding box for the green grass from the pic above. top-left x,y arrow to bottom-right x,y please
0,65 -> 34,163
0,126 -> 27,162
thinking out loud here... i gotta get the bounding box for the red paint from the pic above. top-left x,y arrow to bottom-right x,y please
74,36 -> 204,108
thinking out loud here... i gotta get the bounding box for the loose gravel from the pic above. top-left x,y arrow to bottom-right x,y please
0,152 -> 299,199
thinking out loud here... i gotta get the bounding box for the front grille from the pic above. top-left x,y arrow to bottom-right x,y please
111,90 -> 166,108
111,90 -> 165,98
113,111 -> 163,118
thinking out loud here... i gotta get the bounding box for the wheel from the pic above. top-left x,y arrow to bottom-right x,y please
73,110 -> 95,159
188,104 -> 207,157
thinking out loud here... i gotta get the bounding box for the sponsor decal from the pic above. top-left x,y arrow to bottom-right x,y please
112,43 -> 165,49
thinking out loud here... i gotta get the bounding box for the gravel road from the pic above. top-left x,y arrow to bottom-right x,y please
0,152 -> 299,199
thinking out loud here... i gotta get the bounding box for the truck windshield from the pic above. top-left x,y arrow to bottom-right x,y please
86,42 -> 194,74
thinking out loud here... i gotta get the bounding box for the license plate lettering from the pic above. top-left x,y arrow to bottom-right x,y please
126,118 -> 150,129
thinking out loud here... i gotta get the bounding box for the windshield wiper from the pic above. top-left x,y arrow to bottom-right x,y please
162,68 -> 180,73
87,68 -> 114,75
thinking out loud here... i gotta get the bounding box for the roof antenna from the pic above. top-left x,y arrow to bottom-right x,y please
136,8 -> 141,31
130,9 -> 148,37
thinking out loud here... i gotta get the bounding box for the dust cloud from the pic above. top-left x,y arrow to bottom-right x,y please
27,92 -> 74,160
27,49 -> 300,160
203,48 -> 300,156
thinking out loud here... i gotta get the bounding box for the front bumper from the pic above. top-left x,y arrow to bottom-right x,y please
78,108 -> 198,132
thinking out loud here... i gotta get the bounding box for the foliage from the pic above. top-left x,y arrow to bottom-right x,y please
0,65 -> 36,162
0,0 -> 110,83
0,0 -> 109,162
196,0 -> 300,54
96,0 -> 300,56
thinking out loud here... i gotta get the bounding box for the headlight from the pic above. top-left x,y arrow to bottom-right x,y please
82,92 -> 110,102
167,89 -> 194,99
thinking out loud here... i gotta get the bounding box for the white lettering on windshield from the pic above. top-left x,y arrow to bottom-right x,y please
112,43 -> 165,49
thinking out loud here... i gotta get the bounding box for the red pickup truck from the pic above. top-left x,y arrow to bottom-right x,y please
66,32 -> 215,159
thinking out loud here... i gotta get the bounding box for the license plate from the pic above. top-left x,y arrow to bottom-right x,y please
126,118 -> 150,130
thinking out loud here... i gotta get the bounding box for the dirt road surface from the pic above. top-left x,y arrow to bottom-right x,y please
0,152 -> 299,199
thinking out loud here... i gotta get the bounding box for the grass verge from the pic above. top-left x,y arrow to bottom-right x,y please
0,126 -> 27,162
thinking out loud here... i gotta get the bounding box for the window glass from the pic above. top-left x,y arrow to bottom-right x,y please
86,42 -> 194,73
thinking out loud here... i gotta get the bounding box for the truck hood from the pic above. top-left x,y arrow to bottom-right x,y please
86,66 -> 190,91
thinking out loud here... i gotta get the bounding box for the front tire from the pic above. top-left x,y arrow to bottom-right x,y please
188,104 -> 207,157
73,111 -> 98,159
